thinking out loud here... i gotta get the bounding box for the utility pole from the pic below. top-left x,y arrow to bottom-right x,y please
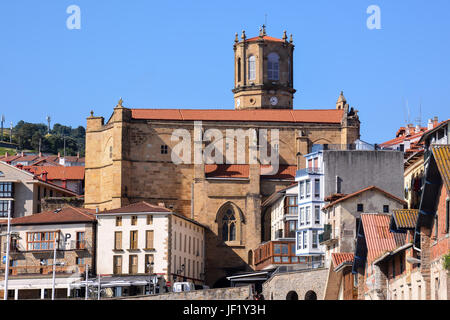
97,274 -> 101,300
46,116 -> 51,135
51,236 -> 57,300
3,201 -> 12,300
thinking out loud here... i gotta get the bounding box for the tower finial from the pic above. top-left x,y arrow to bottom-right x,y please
90,110 -> 94,117
117,97 -> 123,107
282,30 -> 287,42
235,32 -> 239,43
241,30 -> 246,41
289,34 -> 293,43
262,24 -> 266,36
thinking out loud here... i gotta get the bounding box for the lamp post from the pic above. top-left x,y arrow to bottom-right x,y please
176,264 -> 185,282
84,264 -> 89,300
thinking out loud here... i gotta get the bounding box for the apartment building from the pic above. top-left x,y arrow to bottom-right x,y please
0,207 -> 96,299
95,201 -> 206,298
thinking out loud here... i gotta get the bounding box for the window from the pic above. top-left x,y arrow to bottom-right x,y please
267,52 -> 279,80
27,232 -> 58,251
392,258 -> 396,278
274,244 -> 281,254
314,206 -> 320,224
174,232 -> 177,250
113,256 -> 122,274
300,207 -> 305,226
221,208 -> 236,242
305,206 -> 311,225
248,56 -> 256,80
147,215 -> 153,225
146,230 -> 154,249
188,236 -> 191,254
305,180 -> 311,198
130,231 -> 138,250
400,253 -> 404,274
76,257 -> 85,265
114,231 -> 122,250
286,220 -> 297,238
115,216 -> 122,226
129,255 -> 138,274
297,232 -> 302,250
109,146 -> 113,158
383,205 -> 389,213
145,254 -> 154,274
0,182 -> 13,198
76,232 -> 85,249
237,58 -> 241,82
314,179 -> 320,197
0,200 -> 12,218
184,235 -> 187,252
303,231 -> 307,249
357,204 -> 364,212
299,181 -> 305,199
161,145 -> 168,154
281,244 -> 289,255
312,230 -> 318,248
131,216 -> 138,226
284,196 -> 297,215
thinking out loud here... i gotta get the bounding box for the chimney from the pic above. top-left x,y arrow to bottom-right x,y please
41,171 -> 48,182
16,164 -> 23,170
415,124 -> 420,133
4,152 -> 8,157
433,116 -> 438,127
77,152 -> 80,158
57,152 -> 60,158
39,152 -> 42,157
428,119 -> 433,130
21,151 -> 24,157
158,202 -> 166,207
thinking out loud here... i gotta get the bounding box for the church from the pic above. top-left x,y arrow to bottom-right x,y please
84,27 -> 360,287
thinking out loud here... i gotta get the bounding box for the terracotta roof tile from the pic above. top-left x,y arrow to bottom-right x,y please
245,35 -> 285,43
331,253 -> 354,269
205,164 -> 249,178
260,164 -> 296,180
130,109 -> 344,124
99,201 -> 172,214
361,213 -> 406,263
29,166 -> 85,181
391,209 -> 418,230
432,144 -> 450,192
3,207 -> 96,226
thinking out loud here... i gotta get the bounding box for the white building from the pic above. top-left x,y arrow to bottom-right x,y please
95,201 -> 206,297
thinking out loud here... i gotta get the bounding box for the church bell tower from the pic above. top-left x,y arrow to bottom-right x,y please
232,26 -> 296,110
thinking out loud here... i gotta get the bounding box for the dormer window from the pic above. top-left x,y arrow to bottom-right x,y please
267,52 -> 279,80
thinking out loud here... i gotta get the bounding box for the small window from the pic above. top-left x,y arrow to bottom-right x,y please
147,215 -> 153,225
267,52 -> 279,81
357,204 -> 364,212
116,217 -> 122,227
131,215 -> 138,226
161,145 -> 168,154
445,199 -> 449,234
383,205 -> 389,213
248,56 -> 256,80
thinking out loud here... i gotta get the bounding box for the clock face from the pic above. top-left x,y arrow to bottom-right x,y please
270,96 -> 278,106
236,98 -> 241,107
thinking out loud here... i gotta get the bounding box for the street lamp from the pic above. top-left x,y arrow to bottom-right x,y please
176,264 -> 185,282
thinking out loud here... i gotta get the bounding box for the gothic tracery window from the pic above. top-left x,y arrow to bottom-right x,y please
222,208 -> 236,241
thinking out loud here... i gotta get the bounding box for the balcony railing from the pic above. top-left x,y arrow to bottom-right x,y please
0,265 -> 86,276
67,240 -> 91,251
319,224 -> 339,244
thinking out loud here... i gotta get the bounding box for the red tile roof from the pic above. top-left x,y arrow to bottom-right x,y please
130,109 -> 344,124
261,164 -> 296,180
205,164 -> 249,178
361,213 -> 406,263
322,186 -> 407,211
28,166 -> 85,181
245,35 -> 285,43
2,207 -> 96,226
331,253 -> 354,270
99,201 -> 172,214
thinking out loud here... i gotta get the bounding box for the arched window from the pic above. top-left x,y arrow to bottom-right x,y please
248,56 -> 256,80
237,58 -> 241,82
222,209 -> 236,241
267,52 -> 279,80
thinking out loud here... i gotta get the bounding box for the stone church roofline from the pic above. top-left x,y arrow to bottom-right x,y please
129,108 -> 345,124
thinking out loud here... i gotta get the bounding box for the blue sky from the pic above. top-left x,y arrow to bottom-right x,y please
0,0 -> 449,144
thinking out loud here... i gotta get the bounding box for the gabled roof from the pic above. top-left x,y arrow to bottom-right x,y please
360,214 -> 406,263
432,144 -> 450,192
418,119 -> 450,144
331,253 -> 354,272
130,109 -> 344,124
2,207 -> 96,226
390,209 -> 418,233
98,201 -> 172,214
262,183 -> 297,207
322,186 -> 407,211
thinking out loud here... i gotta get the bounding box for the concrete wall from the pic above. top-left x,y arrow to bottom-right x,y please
323,151 -> 404,198
120,285 -> 253,300
262,268 -> 328,300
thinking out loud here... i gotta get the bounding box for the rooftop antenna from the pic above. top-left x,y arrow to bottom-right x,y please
9,122 -> 12,143
406,99 -> 410,125
1,114 -> 4,142
415,99 -> 422,127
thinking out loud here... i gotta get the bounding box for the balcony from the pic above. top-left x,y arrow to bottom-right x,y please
66,240 -> 91,251
319,224 -> 339,245
254,240 -> 301,271
296,167 -> 322,177
0,264 -> 87,276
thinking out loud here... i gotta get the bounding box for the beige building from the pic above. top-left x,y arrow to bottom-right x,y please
0,207 -> 96,299
0,161 -> 78,218
95,201 -> 205,297
84,29 -> 360,286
